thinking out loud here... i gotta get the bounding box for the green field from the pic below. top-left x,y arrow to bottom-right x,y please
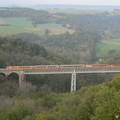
0,17 -> 74,35
0,26 -> 31,35
4,18 -> 67,29
39,23 -> 66,28
0,18 -> 6,25
4,17 -> 33,27
47,9 -> 108,15
102,39 -> 120,45
0,26 -> 74,36
0,8 -> 6,10
96,39 -> 120,57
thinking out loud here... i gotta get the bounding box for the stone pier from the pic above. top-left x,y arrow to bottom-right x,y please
0,70 -> 26,87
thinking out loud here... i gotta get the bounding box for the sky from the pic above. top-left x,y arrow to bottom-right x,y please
1,0 -> 120,6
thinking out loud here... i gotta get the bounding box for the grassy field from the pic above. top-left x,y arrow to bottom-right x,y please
96,39 -> 120,57
0,26 -> 31,35
101,39 -> 120,45
0,17 -> 74,35
0,18 -> 6,25
0,26 -> 74,36
4,17 -> 33,27
0,8 -> 6,10
4,18 -> 67,29
39,23 -> 66,28
47,9 -> 111,15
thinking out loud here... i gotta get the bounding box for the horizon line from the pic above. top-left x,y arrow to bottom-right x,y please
0,4 -> 120,7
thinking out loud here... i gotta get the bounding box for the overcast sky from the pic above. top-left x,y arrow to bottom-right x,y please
1,0 -> 120,6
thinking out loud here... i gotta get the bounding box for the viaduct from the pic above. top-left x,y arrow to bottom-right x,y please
1,66 -> 120,92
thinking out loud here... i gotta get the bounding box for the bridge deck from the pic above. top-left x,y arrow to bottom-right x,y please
1,67 -> 120,74
23,67 -> 120,74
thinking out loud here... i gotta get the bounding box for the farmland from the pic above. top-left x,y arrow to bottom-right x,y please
47,9 -> 109,15
0,17 -> 74,35
0,18 -> 6,25
38,23 -> 66,28
4,17 -> 33,27
96,39 -> 120,57
102,39 -> 120,45
0,26 -> 74,36
0,26 -> 31,35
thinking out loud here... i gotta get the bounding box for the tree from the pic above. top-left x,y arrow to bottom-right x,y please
45,29 -> 51,35
7,102 -> 35,120
36,111 -> 51,120
0,57 -> 5,68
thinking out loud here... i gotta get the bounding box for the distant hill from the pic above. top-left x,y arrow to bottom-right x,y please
30,4 -> 119,10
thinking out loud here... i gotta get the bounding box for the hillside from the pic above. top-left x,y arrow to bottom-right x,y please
11,31 -> 120,64
0,7 -> 73,35
12,30 -> 102,63
0,36 -> 114,93
0,36 -> 77,93
0,36 -> 73,67
1,7 -> 120,60
0,70 -> 119,120
40,74 -> 120,120
0,7 -> 120,39
0,7 -> 56,24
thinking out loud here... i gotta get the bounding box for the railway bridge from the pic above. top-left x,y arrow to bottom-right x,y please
1,66 -> 120,92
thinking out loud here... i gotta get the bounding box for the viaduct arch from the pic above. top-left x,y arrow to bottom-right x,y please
0,70 -> 26,87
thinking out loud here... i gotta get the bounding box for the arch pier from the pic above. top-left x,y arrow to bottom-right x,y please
0,70 -> 26,87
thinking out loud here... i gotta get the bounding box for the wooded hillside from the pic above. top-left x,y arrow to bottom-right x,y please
0,36 -> 73,67
0,70 -> 119,120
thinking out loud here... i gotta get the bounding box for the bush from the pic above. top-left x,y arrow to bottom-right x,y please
6,102 -> 35,120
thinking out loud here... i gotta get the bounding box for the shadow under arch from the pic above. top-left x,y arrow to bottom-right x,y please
0,73 -> 7,82
8,72 -> 19,85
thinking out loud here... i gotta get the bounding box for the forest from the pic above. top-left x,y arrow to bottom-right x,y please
0,70 -> 119,120
0,7 -> 120,120
11,30 -> 102,63
0,35 -> 119,120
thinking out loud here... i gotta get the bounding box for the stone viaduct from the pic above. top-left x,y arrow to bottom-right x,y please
0,69 -> 26,87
